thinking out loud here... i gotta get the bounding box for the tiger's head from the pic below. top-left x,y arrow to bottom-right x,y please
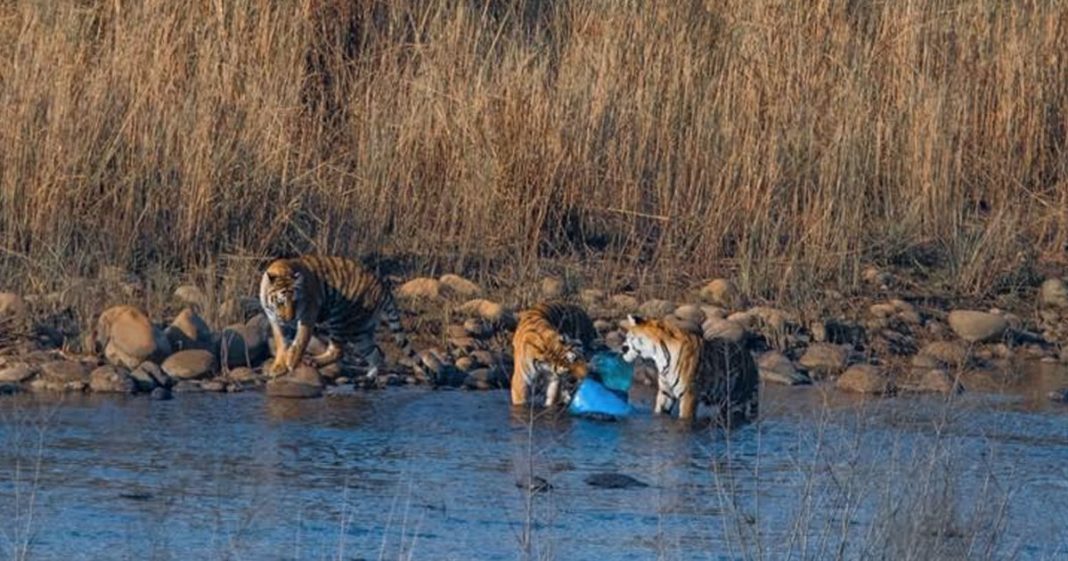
536,333 -> 590,399
260,259 -> 307,323
620,315 -> 674,367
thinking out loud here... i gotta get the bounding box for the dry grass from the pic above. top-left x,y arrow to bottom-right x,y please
0,0 -> 1065,321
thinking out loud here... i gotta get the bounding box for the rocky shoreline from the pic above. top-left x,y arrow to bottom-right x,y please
1,271 -> 1067,403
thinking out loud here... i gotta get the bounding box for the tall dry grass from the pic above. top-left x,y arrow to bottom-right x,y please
0,0 -> 1065,308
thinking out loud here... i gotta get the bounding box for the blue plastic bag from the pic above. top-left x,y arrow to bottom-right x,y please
569,377 -> 635,418
569,351 -> 635,418
589,351 -> 635,394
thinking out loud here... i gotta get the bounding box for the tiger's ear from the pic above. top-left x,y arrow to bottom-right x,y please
266,272 -> 277,283
624,314 -> 644,328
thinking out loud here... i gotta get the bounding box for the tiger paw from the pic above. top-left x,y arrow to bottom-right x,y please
268,360 -> 290,378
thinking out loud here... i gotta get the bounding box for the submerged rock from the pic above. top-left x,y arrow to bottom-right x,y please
266,365 -> 323,398
584,472 -> 649,489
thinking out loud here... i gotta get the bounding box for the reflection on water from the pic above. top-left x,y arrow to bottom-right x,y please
0,363 -> 1065,561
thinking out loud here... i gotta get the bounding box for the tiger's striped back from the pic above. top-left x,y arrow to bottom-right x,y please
510,302 -> 599,406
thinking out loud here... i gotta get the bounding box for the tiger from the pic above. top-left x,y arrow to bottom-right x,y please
259,255 -> 426,383
511,302 -> 601,407
621,314 -> 758,425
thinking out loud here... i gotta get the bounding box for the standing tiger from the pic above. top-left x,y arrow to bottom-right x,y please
259,255 -> 425,383
511,302 -> 601,407
621,314 -> 758,425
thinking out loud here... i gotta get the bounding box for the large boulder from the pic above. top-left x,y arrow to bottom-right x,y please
164,308 -> 213,351
94,305 -> 171,368
702,318 -> 746,344
218,322 -> 268,368
947,310 -> 1008,343
161,350 -> 217,380
798,343 -> 850,376
638,299 -> 675,319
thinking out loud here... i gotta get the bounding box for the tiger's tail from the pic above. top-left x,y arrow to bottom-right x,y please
382,295 -> 433,386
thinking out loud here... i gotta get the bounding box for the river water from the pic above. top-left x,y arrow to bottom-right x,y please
0,363 -> 1066,561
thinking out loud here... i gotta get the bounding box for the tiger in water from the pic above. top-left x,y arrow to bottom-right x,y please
621,314 -> 758,425
259,255 -> 425,383
511,302 -> 601,407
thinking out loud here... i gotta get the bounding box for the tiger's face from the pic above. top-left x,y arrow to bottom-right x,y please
621,315 -> 669,366
261,260 -> 305,323
537,334 -> 590,399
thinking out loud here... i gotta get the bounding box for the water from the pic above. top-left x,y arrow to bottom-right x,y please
0,364 -> 1066,561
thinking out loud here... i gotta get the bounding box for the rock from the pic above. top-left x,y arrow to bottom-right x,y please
0,364 -> 36,383
445,324 -> 468,339
869,303 -> 897,319
173,285 -> 208,310
593,319 -> 614,333
172,380 -> 205,393
463,367 -> 509,390
726,311 -> 755,330
436,366 -> 468,388
638,299 -> 675,319
517,476 -> 554,493
164,308 -> 213,351
665,316 -> 702,335
540,277 -> 566,300
149,387 -> 173,400
890,299 -> 922,324
948,310 -> 1008,343
448,336 -> 479,353
862,266 -> 892,286
757,351 -> 811,385
454,356 -> 475,371
218,323 -> 267,368
126,365 -> 159,392
219,297 -> 262,322
608,294 -> 639,312
798,344 -> 850,375
469,350 -> 497,367
39,361 -> 90,383
673,304 -> 706,325
228,367 -> 258,383
910,353 -> 941,369
89,365 -> 136,394
463,318 -> 494,338
439,274 -> 482,298
200,380 -> 226,392
1039,278 -> 1068,308
456,299 -> 513,326
134,361 -> 171,388
916,370 -> 964,395
0,292 -> 28,321
161,350 -> 217,380
836,364 -> 892,394
94,305 -> 171,368
701,306 -> 727,320
580,289 -> 605,306
396,277 -> 442,300
266,365 -> 323,399
584,473 -> 649,489
702,318 -> 745,344
699,279 -> 737,307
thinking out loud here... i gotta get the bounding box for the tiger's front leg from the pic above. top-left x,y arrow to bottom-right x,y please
654,387 -> 675,415
284,321 -> 314,372
544,374 -> 561,407
269,321 -> 290,377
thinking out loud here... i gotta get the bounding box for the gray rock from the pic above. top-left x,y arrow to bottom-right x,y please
396,277 -> 441,300
0,363 -> 36,383
702,318 -> 745,344
89,365 -> 136,394
540,277 -> 566,300
164,308 -> 214,351
1039,278 -> 1068,308
673,304 -> 706,325
218,323 -> 267,368
134,361 -> 171,388
463,366 -> 509,390
798,344 -> 850,375
757,351 -> 810,385
836,364 -> 892,394
200,380 -> 226,392
126,366 -> 159,392
699,278 -> 736,307
439,274 -> 482,298
95,305 -> 171,368
584,472 -> 649,489
39,361 -> 91,383
638,299 -> 676,319
463,318 -> 494,338
161,350 -> 217,380
948,310 -> 1008,343
172,380 -> 205,393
